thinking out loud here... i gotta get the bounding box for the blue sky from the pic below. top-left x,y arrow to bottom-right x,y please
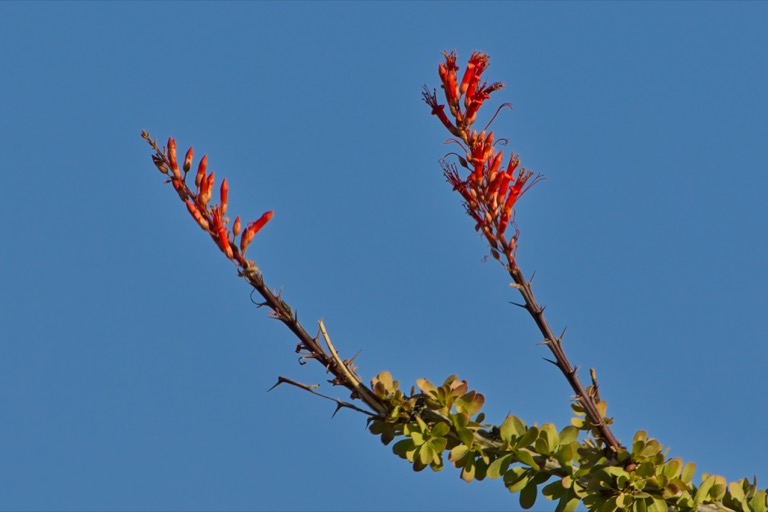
1,1 -> 767,510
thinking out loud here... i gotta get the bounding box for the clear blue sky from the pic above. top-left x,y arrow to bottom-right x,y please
1,1 -> 767,510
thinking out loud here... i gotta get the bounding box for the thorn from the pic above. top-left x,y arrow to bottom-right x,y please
560,326 -> 568,339
536,306 -> 546,314
543,357 -> 558,367
509,301 -> 527,309
298,357 -> 307,366
529,270 -> 537,284
267,378 -> 285,392
332,403 -> 344,418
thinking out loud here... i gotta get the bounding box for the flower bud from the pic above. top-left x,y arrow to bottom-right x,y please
183,147 -> 194,173
195,155 -> 208,188
220,178 -> 229,215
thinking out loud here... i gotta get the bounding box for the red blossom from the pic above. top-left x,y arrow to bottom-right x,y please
240,210 -> 274,255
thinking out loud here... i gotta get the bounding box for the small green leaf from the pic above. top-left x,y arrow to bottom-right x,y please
504,466 -> 529,493
431,422 -> 450,438
681,462 -> 696,484
695,475 -> 715,504
461,461 -> 476,482
520,480 -> 538,509
449,445 -> 469,463
500,415 -> 526,443
456,427 -> 474,446
663,458 -> 682,479
518,426 -> 539,448
555,495 -> 580,512
430,436 -> 447,455
516,449 -> 539,470
418,443 -> 434,466
416,378 -> 437,396
487,453 -> 513,479
393,438 -> 414,458
559,425 -> 579,445
748,490 -> 768,512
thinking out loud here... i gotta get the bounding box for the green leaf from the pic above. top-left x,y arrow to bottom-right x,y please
429,436 -> 447,455
728,481 -> 746,505
516,449 -> 539,470
520,480 -> 538,509
449,444 -> 469,463
681,462 -> 696,484
555,496 -> 580,512
504,467 -> 530,493
663,458 -> 682,479
487,453 -> 514,479
500,415 -> 526,442
650,496 -> 668,512
542,479 -> 565,499
558,425 -> 579,445
456,427 -> 474,447
749,490 -> 768,512
416,378 -> 436,395
695,475 -> 715,504
431,422 -> 450,438
518,426 -> 539,448
418,443 -> 434,466
393,439 -> 414,458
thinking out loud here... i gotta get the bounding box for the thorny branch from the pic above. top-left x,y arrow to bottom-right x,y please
140,130 -> 387,418
422,50 -> 621,453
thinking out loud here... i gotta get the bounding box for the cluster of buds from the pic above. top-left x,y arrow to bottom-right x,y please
144,132 -> 273,270
423,51 -> 542,263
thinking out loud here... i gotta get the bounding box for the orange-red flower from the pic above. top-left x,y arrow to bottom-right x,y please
240,210 -> 274,255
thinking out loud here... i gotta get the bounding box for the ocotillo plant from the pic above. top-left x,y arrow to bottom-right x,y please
141,51 -> 766,512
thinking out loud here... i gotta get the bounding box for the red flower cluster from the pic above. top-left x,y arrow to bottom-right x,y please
145,132 -> 273,269
423,51 -> 541,263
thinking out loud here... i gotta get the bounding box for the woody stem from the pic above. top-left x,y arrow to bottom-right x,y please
240,267 -> 388,417
504,249 -> 622,453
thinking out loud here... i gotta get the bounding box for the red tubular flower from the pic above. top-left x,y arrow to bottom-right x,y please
195,155 -> 208,188
239,210 -> 274,255
220,178 -> 229,215
212,207 -> 233,259
422,87 -> 459,137
167,137 -> 181,179
183,147 -> 194,173
439,51 -> 460,109
199,171 -> 215,207
185,199 -> 210,231
460,52 -> 489,96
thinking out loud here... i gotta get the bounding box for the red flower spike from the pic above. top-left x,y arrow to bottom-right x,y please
195,155 -> 208,188
233,216 -> 242,237
167,137 -> 181,180
220,178 -> 229,216
183,147 -> 194,173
